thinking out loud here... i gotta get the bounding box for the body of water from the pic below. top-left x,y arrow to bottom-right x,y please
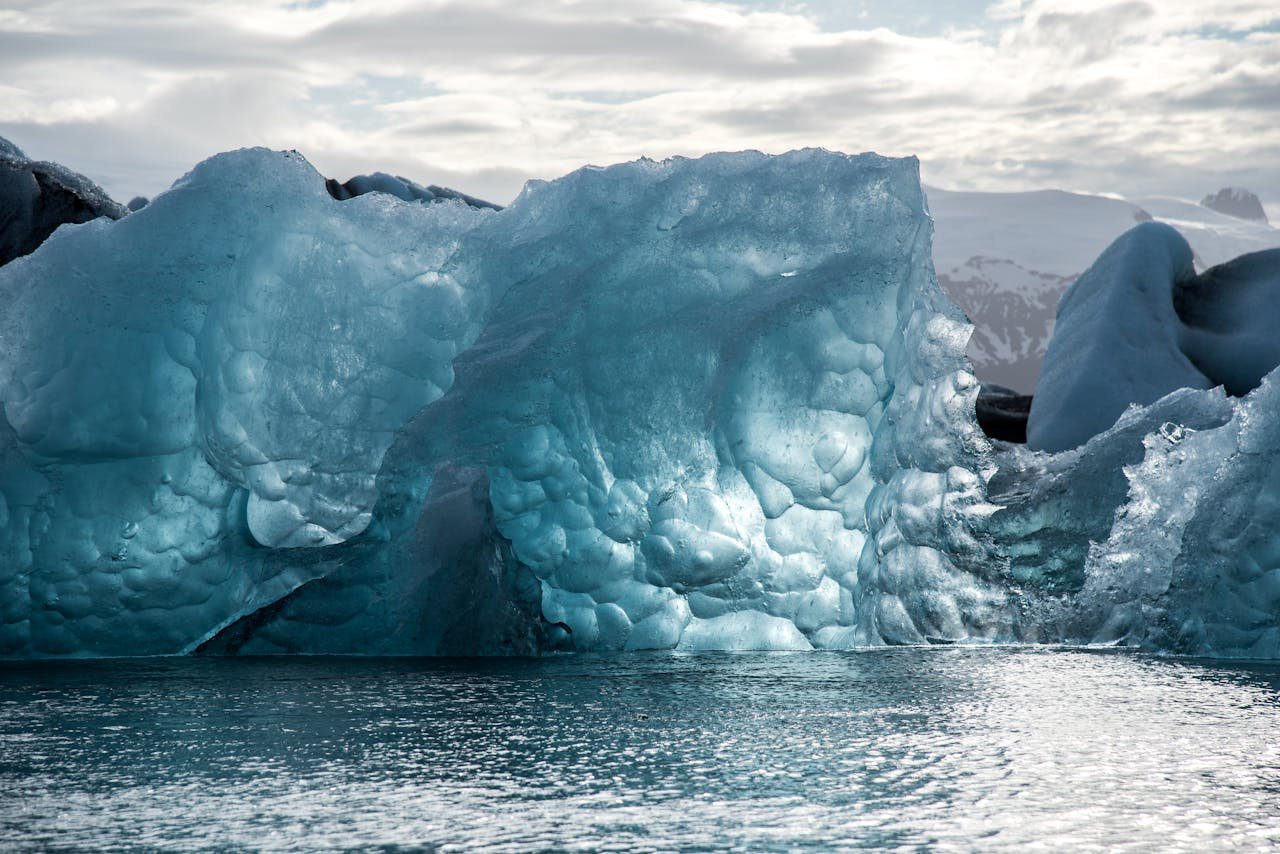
3,649 -> 1279,851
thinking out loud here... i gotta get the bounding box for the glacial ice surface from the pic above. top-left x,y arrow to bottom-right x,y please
4,146 -> 1280,659
0,147 -> 1012,657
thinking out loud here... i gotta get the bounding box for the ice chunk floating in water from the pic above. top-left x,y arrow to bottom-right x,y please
1027,223 -> 1211,453
0,147 -> 1014,657
2,146 -> 1279,659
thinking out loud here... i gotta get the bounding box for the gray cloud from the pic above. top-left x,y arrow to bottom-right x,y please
1172,70 -> 1280,110
0,14 -> 283,72
0,0 -> 1276,210
1019,2 -> 1156,62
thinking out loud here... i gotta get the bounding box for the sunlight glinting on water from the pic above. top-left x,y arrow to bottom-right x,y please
3,649 -> 1279,851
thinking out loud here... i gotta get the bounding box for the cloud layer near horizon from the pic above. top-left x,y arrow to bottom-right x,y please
1,0 -> 1277,210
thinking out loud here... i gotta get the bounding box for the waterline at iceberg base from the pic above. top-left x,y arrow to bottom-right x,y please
0,147 -> 1275,658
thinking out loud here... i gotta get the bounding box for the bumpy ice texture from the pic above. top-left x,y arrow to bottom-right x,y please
0,149 -> 494,655
0,147 -> 1015,657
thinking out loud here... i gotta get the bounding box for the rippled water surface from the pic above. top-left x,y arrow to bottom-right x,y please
3,649 -> 1279,851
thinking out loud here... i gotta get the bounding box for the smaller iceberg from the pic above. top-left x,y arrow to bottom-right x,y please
1029,221 -> 1280,452
994,219 -> 1280,657
1028,223 -> 1209,452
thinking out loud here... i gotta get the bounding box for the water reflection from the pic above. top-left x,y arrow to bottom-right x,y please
2,650 -> 1279,850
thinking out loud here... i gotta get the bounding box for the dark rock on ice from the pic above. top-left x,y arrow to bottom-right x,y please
325,171 -> 502,210
0,136 -> 127,267
975,385 -> 1032,444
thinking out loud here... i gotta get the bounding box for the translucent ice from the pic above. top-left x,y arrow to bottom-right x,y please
0,149 -> 494,655
987,374 -> 1280,658
8,145 -> 1277,661
0,147 -> 1008,657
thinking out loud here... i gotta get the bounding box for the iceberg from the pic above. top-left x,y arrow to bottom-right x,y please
1029,222 -> 1280,451
1027,223 -> 1211,452
993,221 -> 1280,656
0,147 -> 1009,657
987,377 -> 1280,658
5,143 -> 1278,660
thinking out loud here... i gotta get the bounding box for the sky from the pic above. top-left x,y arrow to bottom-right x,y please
1,0 -> 1278,213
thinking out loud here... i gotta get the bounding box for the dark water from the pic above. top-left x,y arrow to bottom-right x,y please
3,649 -> 1279,851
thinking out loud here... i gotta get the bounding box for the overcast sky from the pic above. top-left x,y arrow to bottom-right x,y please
1,0 -> 1277,212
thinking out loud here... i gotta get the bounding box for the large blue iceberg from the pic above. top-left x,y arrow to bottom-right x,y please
1,147 -> 1277,659
0,148 -> 1010,657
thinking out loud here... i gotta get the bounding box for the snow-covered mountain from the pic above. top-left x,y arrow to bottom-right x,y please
930,186 -> 1280,393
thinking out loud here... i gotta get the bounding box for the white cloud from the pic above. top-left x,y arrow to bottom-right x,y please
0,0 -> 1276,208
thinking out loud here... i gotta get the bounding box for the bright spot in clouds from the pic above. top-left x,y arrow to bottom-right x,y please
0,0 -> 1277,208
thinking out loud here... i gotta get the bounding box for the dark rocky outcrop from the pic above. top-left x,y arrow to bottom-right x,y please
1200,187 -> 1268,224
0,137 -> 127,267
325,171 -> 502,210
976,384 -> 1032,444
